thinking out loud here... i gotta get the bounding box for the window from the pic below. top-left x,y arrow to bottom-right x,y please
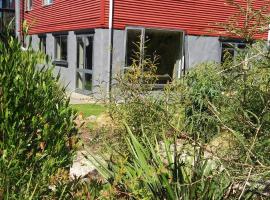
25,0 -> 32,11
2,0 -> 15,8
54,35 -> 67,62
125,27 -> 184,86
0,0 -> 15,31
221,41 -> 246,63
43,0 -> 53,6
39,36 -> 46,53
76,35 -> 93,92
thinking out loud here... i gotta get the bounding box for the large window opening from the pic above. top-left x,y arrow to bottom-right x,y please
0,0 -> 15,32
125,27 -> 184,86
76,35 -> 93,93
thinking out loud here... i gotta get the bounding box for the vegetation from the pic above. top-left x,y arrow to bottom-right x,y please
71,104 -> 106,118
83,38 -> 266,198
89,2 -> 270,197
0,25 -> 81,199
89,125 -> 230,200
2,1 -> 270,199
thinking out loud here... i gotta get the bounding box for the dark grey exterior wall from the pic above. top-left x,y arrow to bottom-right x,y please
92,29 -> 125,97
27,29 -> 121,97
29,29 -> 222,97
15,0 -> 20,38
31,35 -> 39,50
112,29 -> 126,75
92,29 -> 109,97
45,32 -> 77,90
185,35 -> 221,69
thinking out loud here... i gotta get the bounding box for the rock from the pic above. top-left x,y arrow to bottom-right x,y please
86,115 -> 97,122
70,150 -> 106,182
70,151 -> 98,179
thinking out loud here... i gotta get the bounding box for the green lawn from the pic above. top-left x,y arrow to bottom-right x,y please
71,104 -> 106,118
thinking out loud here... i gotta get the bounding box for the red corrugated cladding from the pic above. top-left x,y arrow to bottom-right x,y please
22,0 -> 105,34
106,0 -> 269,38
22,0 -> 269,38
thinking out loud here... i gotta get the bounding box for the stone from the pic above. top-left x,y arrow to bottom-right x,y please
86,115 -> 97,122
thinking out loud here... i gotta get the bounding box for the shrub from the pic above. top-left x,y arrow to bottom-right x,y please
0,28 -> 78,198
109,45 -> 183,142
105,40 -> 270,198
182,63 -> 224,142
89,125 -> 231,200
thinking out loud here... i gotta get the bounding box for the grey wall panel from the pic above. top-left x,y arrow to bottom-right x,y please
31,35 -> 39,51
186,35 -> 221,69
29,30 -> 224,97
45,32 -> 76,91
112,29 -> 125,76
15,0 -> 20,39
92,28 -> 109,98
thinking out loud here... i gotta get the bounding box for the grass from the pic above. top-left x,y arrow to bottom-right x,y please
71,104 -> 106,118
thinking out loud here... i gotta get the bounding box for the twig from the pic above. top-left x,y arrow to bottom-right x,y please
238,167 -> 253,200
218,51 -> 265,74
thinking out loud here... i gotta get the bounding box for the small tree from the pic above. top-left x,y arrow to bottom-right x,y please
218,0 -> 270,42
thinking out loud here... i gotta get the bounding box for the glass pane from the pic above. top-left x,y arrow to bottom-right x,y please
238,43 -> 246,49
39,37 -> 46,53
222,43 -> 234,49
126,29 -> 142,67
145,29 -> 182,84
76,72 -> 83,90
77,37 -> 84,69
84,73 -> 92,91
61,36 -> 67,61
2,0 -> 14,8
85,36 -> 93,70
55,37 -> 61,60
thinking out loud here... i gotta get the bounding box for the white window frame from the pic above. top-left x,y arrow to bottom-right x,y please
43,0 -> 53,6
25,0 -> 32,11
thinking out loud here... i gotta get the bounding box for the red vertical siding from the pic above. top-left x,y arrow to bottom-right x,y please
23,0 -> 103,34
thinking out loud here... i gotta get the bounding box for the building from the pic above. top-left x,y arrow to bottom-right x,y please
0,0 -> 15,32
19,0 -> 268,96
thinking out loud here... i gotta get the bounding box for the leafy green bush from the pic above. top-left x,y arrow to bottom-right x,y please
182,63 -> 224,142
109,46 -> 183,142
0,28 -> 78,198
106,40 -> 270,198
